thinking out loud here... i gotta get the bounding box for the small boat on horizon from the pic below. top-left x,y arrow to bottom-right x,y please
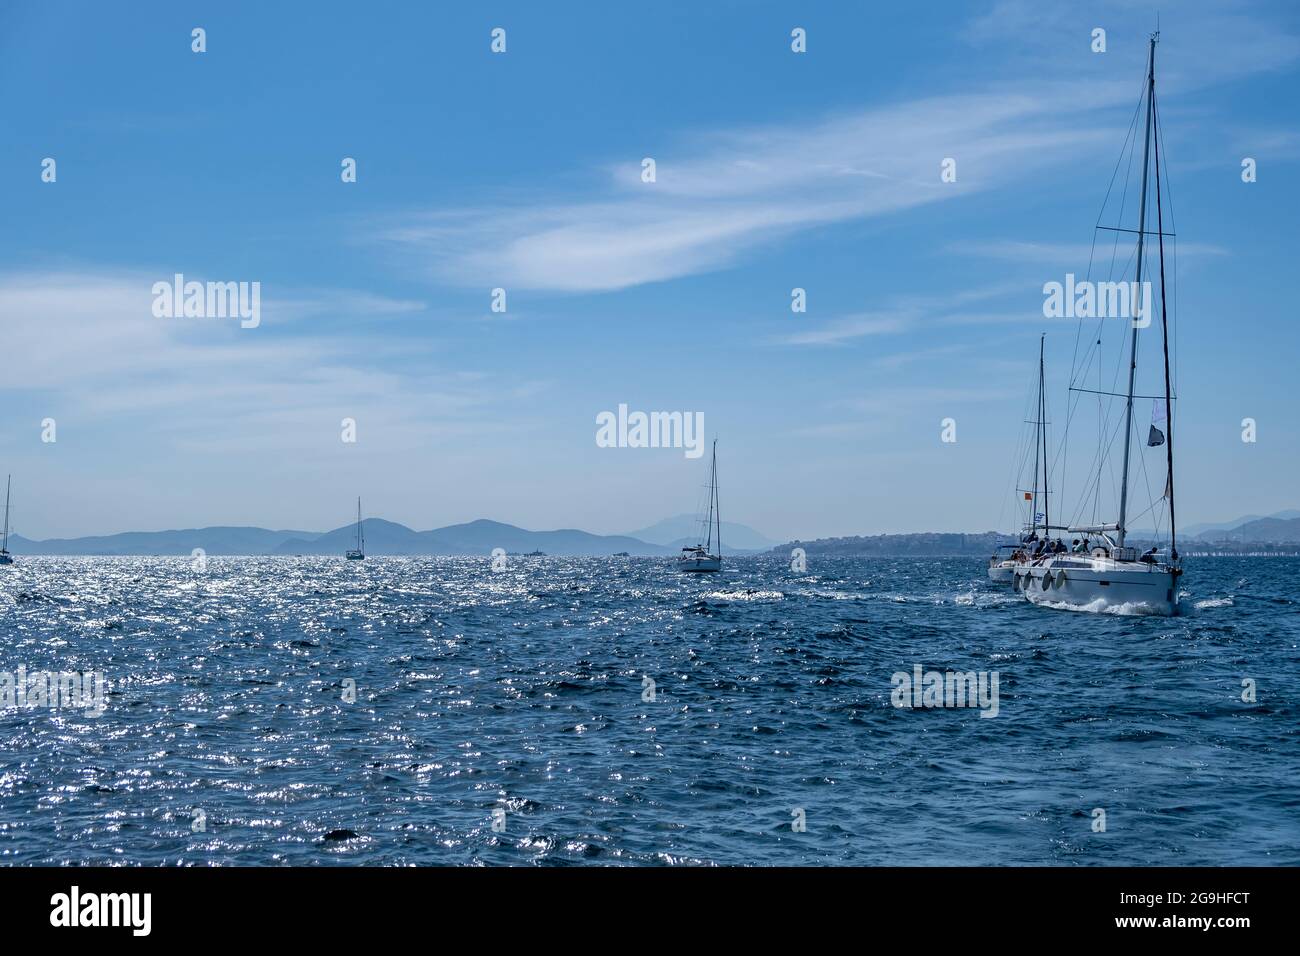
345,497 -> 365,560
0,475 -> 13,566
679,440 -> 722,573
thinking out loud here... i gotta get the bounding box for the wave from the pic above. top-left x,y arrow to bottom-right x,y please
1193,596 -> 1234,609
701,589 -> 785,602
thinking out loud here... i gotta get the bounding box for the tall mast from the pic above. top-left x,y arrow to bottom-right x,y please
1151,56 -> 1178,560
1029,336 -> 1043,536
704,440 -> 716,553
1117,35 -> 1158,549
712,440 -> 720,556
1,475 -> 9,551
356,496 -> 363,551
1038,335 -> 1049,534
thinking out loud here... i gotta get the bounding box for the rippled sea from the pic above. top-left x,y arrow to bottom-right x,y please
1,555 -> 1296,866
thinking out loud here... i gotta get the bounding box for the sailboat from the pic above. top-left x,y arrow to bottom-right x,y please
678,440 -> 722,573
345,497 -> 365,560
989,335 -> 1061,581
1017,33 -> 1181,615
0,475 -> 13,565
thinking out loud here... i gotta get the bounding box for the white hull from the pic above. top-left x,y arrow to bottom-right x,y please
987,560 -> 1016,582
1014,555 -> 1179,615
678,555 -> 721,573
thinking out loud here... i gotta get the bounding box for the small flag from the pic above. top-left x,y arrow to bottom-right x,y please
1148,399 -> 1167,446
1024,492 -> 1032,501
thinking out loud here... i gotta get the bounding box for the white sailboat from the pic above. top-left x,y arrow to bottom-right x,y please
345,497 -> 365,560
1017,34 -> 1181,615
679,440 -> 722,573
989,335 -> 1059,582
0,475 -> 13,565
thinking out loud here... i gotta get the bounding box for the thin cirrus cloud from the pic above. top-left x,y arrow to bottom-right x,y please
945,239 -> 1231,265
773,281 -> 1037,346
374,83 -> 1133,295
372,0 -> 1300,299
775,313 -> 911,347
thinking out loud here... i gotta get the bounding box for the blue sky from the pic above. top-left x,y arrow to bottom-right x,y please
1,0 -> 1297,541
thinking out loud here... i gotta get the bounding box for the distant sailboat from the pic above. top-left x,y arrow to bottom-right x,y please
1017,34 -> 1182,615
989,335 -> 1059,582
679,440 -> 722,573
0,475 -> 12,565
345,497 -> 365,560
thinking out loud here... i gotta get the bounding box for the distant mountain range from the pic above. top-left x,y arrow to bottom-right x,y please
1197,514 -> 1300,543
769,510 -> 1300,557
1125,510 -> 1300,544
6,517 -> 773,557
9,510 -> 1295,558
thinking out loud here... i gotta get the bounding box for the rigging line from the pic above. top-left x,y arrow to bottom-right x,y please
1096,226 -> 1176,237
1062,243 -> 1137,517
1066,394 -> 1128,528
1064,73 -> 1146,531
1150,83 -> 1178,557
1002,357 -> 1041,535
1081,403 -> 1129,528
1152,92 -> 1180,428
1074,81 -> 1146,389
1070,387 -> 1176,400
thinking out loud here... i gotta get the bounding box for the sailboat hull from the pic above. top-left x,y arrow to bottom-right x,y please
678,556 -> 721,573
0,553 -> 12,566
1015,557 -> 1178,615
987,559 -> 1017,583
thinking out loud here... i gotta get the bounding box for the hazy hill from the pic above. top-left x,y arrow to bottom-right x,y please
273,518 -> 425,555
9,518 -> 673,557
1199,515 -> 1300,543
423,519 -> 671,556
622,514 -> 776,551
1130,510 -> 1300,539
8,526 -> 319,556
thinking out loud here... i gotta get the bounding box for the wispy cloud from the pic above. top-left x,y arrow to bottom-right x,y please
375,89 -> 1122,294
772,281 -> 1039,346
0,272 -> 534,452
945,239 -> 1231,264
776,313 -> 909,347
368,1 -> 1295,298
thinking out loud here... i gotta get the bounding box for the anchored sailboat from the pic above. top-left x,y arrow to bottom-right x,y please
679,440 -> 722,573
345,497 -> 365,560
1017,33 -> 1181,615
0,475 -> 13,565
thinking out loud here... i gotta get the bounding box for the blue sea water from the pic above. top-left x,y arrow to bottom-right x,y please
0,555 -> 1296,866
